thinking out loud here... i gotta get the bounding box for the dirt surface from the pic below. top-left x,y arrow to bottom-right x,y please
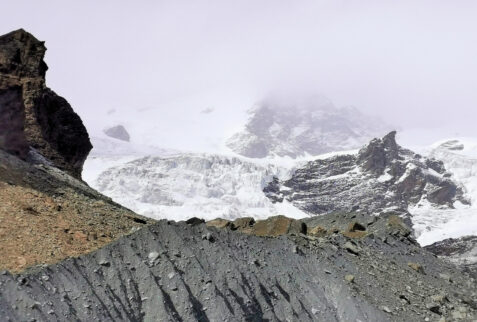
0,149 -> 154,273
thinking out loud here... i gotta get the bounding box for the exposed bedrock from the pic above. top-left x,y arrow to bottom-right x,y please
265,131 -> 467,215
0,29 -> 92,179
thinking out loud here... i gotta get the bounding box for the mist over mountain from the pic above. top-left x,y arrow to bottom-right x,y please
227,95 -> 392,158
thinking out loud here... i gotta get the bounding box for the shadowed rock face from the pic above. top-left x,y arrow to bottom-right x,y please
265,132 -> 467,215
0,29 -> 92,179
0,86 -> 28,158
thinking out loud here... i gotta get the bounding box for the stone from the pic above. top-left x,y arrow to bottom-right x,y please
408,262 -> 425,274
185,217 -> 205,226
344,274 -> 355,283
148,251 -> 160,265
344,242 -> 360,255
202,233 -> 214,242
246,215 -> 307,237
426,303 -> 442,315
206,218 -> 231,229
381,306 -> 392,313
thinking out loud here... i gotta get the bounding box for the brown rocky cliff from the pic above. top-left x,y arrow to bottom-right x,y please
0,29 -> 92,179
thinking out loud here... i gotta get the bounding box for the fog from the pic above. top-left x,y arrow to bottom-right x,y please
2,1 -> 477,150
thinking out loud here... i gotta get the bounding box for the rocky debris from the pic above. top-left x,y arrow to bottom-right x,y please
103,125 -> 130,142
0,148 -> 153,273
207,215 -> 306,237
425,235 -> 477,278
0,29 -> 92,179
1,213 -> 476,321
226,95 -> 390,158
264,131 -> 466,215
245,215 -> 306,237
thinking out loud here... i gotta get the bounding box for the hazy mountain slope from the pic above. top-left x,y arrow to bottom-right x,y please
227,96 -> 390,158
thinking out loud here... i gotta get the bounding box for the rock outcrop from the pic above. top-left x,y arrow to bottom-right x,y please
103,124 -> 130,142
0,30 -> 152,273
265,131 -> 467,215
0,29 -> 92,179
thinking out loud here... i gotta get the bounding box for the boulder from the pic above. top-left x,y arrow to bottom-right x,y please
206,218 -> 232,229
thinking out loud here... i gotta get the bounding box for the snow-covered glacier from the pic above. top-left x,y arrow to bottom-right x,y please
85,142 -> 309,221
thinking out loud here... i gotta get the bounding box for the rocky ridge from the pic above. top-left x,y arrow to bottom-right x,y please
264,131 -> 467,216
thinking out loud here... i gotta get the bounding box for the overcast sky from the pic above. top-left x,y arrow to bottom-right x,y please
2,1 -> 477,150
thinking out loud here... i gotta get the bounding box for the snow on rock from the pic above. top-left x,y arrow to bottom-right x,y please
264,131 -> 466,217
414,138 -> 477,246
226,95 -> 391,158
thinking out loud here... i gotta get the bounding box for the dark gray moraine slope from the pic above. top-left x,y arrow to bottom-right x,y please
1,214 -> 476,321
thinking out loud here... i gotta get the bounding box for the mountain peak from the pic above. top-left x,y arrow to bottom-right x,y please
358,130 -> 399,174
227,97 -> 392,158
